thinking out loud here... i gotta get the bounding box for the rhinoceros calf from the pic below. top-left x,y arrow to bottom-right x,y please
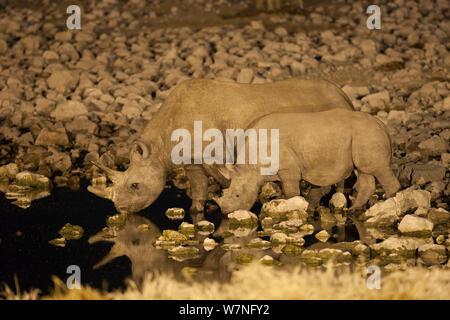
88,78 -> 354,221
214,109 -> 401,214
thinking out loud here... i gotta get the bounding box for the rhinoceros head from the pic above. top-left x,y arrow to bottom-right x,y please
88,141 -> 166,214
212,165 -> 262,214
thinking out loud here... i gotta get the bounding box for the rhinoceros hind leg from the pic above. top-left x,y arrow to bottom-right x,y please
350,172 -> 375,209
374,168 -> 401,199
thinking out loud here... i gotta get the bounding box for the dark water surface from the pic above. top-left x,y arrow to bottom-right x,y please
0,179 -> 362,296
0,180 -> 195,295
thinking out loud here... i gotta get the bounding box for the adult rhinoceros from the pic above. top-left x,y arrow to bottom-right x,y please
88,78 -> 354,221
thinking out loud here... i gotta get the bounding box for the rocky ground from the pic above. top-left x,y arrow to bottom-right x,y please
0,0 -> 449,290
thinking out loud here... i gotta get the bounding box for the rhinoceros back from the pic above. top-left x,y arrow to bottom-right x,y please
140,79 -> 354,158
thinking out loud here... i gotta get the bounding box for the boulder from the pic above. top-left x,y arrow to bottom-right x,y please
398,214 -> 434,237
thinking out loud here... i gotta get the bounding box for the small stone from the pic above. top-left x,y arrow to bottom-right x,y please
43,50 -> 59,62
165,208 -> 185,220
259,182 -> 282,203
58,223 -> 84,240
203,238 -> 218,251
14,171 -> 51,189
427,208 -> 449,225
121,101 -> 142,119
371,235 -> 428,258
178,222 -> 195,238
47,70 -> 79,93
330,192 -> 347,209
342,85 -> 370,100
228,210 -> 258,229
168,246 -> 199,261
106,213 -> 127,230
260,196 -> 309,223
418,244 -> 447,265
195,220 -> 215,235
35,128 -> 70,147
49,237 -> 66,247
315,230 -> 330,242
0,163 -> 19,180
160,230 -> 188,244
236,68 -> 254,84
136,224 -> 149,232
270,232 -> 288,244
259,255 -> 274,266
35,97 -> 56,115
418,136 -> 447,156
247,238 -> 271,249
55,31 -> 72,41
51,100 -> 88,121
236,254 -> 255,265
411,165 -> 446,185
361,91 -> 390,110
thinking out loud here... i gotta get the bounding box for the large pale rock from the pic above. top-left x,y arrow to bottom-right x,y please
398,214 -> 434,237
371,235 -> 429,258
361,188 -> 431,222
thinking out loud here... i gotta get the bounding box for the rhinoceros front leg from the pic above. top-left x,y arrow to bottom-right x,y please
185,165 -> 208,222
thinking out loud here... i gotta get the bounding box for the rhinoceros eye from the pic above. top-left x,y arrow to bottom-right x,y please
131,183 -> 139,190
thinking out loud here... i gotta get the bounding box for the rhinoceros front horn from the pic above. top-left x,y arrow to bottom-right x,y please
90,161 -> 123,184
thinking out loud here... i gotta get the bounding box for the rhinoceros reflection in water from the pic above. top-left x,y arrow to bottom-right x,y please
89,214 -> 233,283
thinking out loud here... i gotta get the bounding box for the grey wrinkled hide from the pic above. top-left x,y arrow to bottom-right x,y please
214,109 -> 401,214
88,78 -> 354,220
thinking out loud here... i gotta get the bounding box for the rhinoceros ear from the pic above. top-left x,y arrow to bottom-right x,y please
130,141 -> 151,162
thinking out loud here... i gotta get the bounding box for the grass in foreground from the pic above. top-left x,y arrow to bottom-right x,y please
2,264 -> 450,300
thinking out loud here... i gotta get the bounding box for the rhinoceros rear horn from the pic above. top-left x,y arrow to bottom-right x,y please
130,141 -> 150,162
